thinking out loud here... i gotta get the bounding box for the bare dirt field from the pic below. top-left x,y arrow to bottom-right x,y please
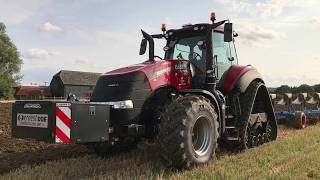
0,102 -> 89,174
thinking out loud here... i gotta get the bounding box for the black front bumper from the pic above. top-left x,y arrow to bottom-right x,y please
90,71 -> 152,137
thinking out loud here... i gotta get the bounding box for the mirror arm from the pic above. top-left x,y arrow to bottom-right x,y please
151,34 -> 165,39
211,20 -> 227,29
141,30 -> 155,61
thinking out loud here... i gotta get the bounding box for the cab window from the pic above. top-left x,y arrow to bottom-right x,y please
169,35 -> 207,72
212,31 -> 232,79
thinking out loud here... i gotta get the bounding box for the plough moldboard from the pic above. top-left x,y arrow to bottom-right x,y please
270,93 -> 320,129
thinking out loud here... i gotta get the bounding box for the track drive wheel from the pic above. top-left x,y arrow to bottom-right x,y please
158,94 -> 219,168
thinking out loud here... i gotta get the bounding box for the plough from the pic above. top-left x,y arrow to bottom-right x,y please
270,93 -> 320,129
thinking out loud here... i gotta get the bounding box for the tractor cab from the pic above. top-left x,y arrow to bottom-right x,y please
140,12 -> 238,89
164,23 -> 238,88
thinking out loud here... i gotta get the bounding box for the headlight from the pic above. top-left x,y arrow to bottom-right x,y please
112,100 -> 134,109
92,100 -> 133,109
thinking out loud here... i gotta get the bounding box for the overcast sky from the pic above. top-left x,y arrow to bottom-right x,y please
0,0 -> 319,87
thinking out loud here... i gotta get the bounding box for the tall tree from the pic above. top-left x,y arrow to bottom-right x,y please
0,22 -> 22,99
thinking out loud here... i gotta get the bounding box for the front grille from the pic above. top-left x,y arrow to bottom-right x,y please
91,72 -> 151,104
91,72 -> 151,129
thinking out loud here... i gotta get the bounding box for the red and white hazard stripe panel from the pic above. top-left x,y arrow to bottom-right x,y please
55,103 -> 71,144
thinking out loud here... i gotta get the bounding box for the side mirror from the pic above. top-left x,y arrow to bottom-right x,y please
139,39 -> 147,55
224,23 -> 233,42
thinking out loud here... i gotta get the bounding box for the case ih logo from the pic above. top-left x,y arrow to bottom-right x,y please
24,103 -> 41,109
174,63 -> 187,70
107,83 -> 119,87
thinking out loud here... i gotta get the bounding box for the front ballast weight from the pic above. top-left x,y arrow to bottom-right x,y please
12,101 -> 111,144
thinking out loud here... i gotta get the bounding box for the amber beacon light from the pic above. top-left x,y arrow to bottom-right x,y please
161,23 -> 167,32
210,11 -> 216,22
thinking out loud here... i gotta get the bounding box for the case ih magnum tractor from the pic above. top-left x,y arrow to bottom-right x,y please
90,13 -> 277,167
12,13 -> 277,169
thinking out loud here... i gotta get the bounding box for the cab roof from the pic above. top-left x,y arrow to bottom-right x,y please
167,22 -> 224,35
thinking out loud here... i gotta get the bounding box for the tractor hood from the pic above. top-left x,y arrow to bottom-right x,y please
99,60 -> 191,91
103,60 -> 164,77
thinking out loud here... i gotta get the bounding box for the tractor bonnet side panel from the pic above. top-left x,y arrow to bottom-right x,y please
143,60 -> 192,91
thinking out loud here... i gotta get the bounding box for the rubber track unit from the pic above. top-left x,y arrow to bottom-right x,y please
237,81 -> 275,150
158,94 -> 219,168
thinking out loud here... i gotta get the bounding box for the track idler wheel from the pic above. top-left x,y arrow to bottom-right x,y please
266,119 -> 277,142
251,136 -> 258,147
295,112 -> 307,129
261,133 -> 267,144
257,134 -> 262,146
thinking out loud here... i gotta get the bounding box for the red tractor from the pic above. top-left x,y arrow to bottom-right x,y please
90,13 -> 277,168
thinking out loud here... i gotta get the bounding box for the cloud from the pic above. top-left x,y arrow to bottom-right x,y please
237,24 -> 285,47
310,17 -> 320,27
220,0 -> 317,19
264,74 -> 319,87
40,22 -> 62,32
21,66 -> 58,84
74,58 -> 89,64
0,0 -> 49,25
23,48 -> 56,59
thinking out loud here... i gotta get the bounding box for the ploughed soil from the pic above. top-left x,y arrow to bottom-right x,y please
0,102 -> 89,174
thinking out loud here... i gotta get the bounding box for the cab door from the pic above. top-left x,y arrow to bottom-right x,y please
212,31 -> 236,80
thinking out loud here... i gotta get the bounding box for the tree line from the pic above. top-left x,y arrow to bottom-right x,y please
273,84 -> 320,94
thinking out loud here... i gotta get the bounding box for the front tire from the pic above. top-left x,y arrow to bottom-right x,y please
158,95 -> 219,168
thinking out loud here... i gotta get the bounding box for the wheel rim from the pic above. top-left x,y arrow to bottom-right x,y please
192,116 -> 212,157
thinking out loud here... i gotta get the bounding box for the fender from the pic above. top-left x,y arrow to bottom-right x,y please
179,89 -> 225,136
237,69 -> 263,93
219,65 -> 263,93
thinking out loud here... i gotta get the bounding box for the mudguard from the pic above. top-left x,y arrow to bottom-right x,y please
219,65 -> 263,93
237,69 -> 263,93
